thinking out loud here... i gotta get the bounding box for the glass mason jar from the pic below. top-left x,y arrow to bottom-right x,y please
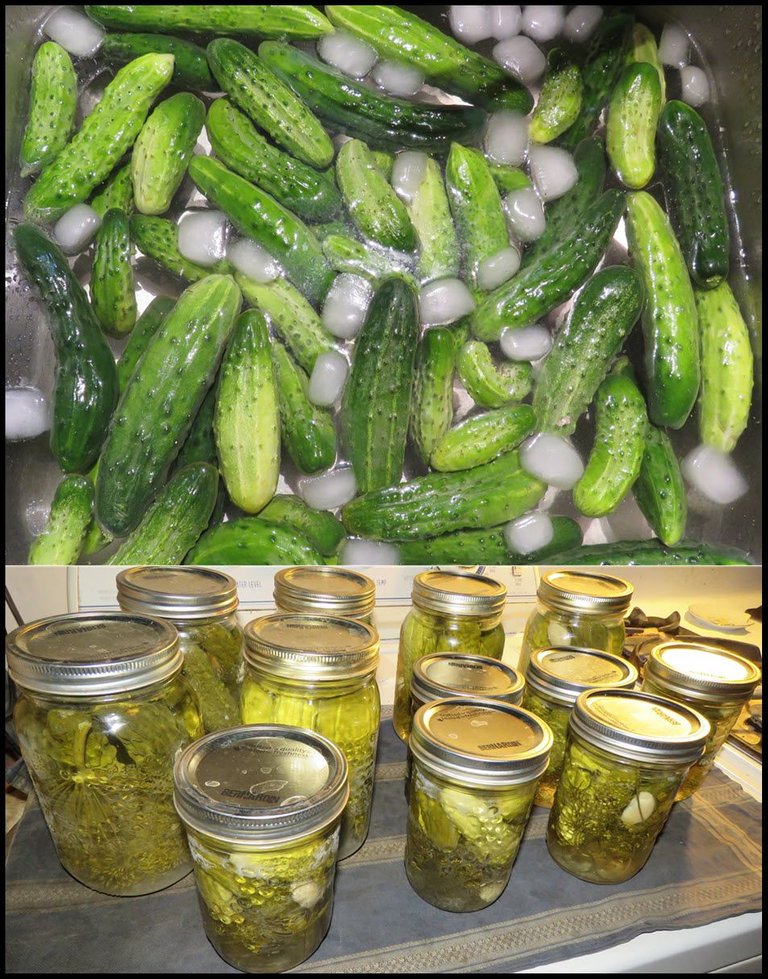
394,570 -> 507,743
6,612 -> 203,896
116,566 -> 244,734
273,566 -> 376,626
405,697 -> 552,912
241,613 -> 380,860
547,688 -> 710,884
641,640 -> 762,801
522,647 -> 638,808
174,724 -> 349,974
518,571 -> 634,677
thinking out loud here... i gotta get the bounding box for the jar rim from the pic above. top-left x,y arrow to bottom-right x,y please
411,570 -> 507,617
526,647 -> 638,706
537,570 -> 633,616
411,653 -> 525,707
273,566 -> 376,616
116,566 -> 239,621
644,640 -> 761,704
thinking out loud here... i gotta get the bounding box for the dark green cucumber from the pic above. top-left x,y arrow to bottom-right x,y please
457,341 -> 532,408
529,48 -> 583,144
410,327 -> 456,466
20,41 -> 77,177
80,463 -> 112,557
131,214 -> 234,282
14,224 -> 119,474
90,208 -> 137,338
189,156 -> 333,306
116,296 -> 175,392
271,343 -> 337,475
96,274 -> 241,536
632,424 -> 687,547
91,164 -> 133,218
606,62 -> 662,190
321,234 -> 414,282
175,385 -> 218,470
259,495 -> 345,557
488,165 -> 531,196
100,32 -> 215,90
185,517 -> 323,565
340,276 -> 420,493
408,157 -> 460,283
657,99 -> 730,289
28,475 -> 94,565
542,539 -> 753,566
431,405 -> 536,473
85,5 -> 333,38
108,462 -> 219,565
627,23 -> 666,103
533,265 -> 645,435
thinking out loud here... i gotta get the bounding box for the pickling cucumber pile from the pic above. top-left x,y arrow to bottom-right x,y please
10,5 -> 757,567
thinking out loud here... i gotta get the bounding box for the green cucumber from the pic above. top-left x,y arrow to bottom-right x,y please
185,517 -> 323,565
529,48 -> 583,144
340,276 -> 420,493
100,32 -> 215,90
28,475 -> 94,565
457,341 -> 533,408
410,327 -> 456,466
446,144 -> 508,286
488,165 -> 531,196
259,495 -> 345,557
85,5 -> 333,38
321,234 -> 414,282
90,208 -> 137,338
116,296 -> 175,393
543,539 -> 753,566
371,150 -> 394,179
175,385 -> 218,470
632,424 -> 687,547
20,41 -> 77,178
130,214 -> 234,282
606,63 -> 662,189
627,23 -> 666,103
91,164 -> 134,218
80,463 -> 113,558
14,224 -> 119,474
24,53 -> 174,224
407,157 -> 460,283
431,405 -> 536,473
271,343 -> 337,475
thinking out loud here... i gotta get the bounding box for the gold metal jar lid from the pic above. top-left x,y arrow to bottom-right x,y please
116,566 -> 239,621
5,612 -> 181,696
411,653 -> 525,708
527,646 -> 638,706
645,640 -> 762,705
411,570 -> 507,618
273,566 -> 375,619
410,697 -> 553,787
243,613 -> 379,681
537,570 -> 633,616
173,725 -> 349,846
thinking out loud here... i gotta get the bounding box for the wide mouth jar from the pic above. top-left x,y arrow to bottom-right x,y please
643,640 -> 761,707
273,566 -> 376,621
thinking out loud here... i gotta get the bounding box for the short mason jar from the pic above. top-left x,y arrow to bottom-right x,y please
174,724 -> 349,974
405,697 -> 552,912
394,570 -> 507,743
546,688 -> 710,884
273,566 -> 376,625
116,566 -> 244,734
641,640 -> 761,801
411,653 -> 525,714
522,647 -> 638,808
241,613 -> 380,860
518,571 -> 634,677
6,612 -> 203,896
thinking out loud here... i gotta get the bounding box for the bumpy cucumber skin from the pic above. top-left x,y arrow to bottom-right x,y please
625,190 -> 700,429
91,164 -> 134,218
533,265 -> 645,435
116,296 -> 175,392
28,475 -> 94,565
100,32 -> 215,90
408,158 -> 460,283
607,63 -> 661,190
259,495 -> 345,557
132,92 -> 205,215
20,42 -> 77,178
543,539 -> 752,566
215,310 -> 280,514
488,165 -> 531,196
130,214 -> 234,282
529,49 -> 583,144
657,99 -> 730,290
632,424 -> 687,547
14,224 -> 119,475
175,385 -> 218,470
446,144 -> 508,286
457,340 -> 532,408
410,327 -> 456,466
271,343 -> 337,475
24,53 -> 175,223
431,404 -> 536,473
322,234 -> 413,283
91,208 -> 137,338
107,462 -> 219,565
628,23 -> 666,104
189,156 -> 333,306
341,276 -> 420,494
185,517 -> 323,565
96,275 -> 241,536
207,100 -> 341,223
85,5 -> 332,37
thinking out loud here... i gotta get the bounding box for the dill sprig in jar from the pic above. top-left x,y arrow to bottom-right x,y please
273,566 -> 376,624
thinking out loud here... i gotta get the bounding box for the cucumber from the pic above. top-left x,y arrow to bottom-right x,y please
206,100 -> 341,223
24,53 -> 174,224
91,164 -> 133,218
488,165 -> 531,196
340,276 -> 420,493
410,327 -> 456,466
20,41 -> 77,178
215,310 -> 280,513
14,224 -> 119,474
321,234 -> 414,283
407,157 -> 460,283
271,343 -> 337,475
543,539 -> 753,566
431,405 -> 536,473
342,450 -> 546,542
95,275 -> 241,536
207,38 -> 333,169
657,99 -> 730,290
529,48 -> 583,144
185,517 -> 323,565
532,265 -> 645,435
131,214 -> 234,282
107,462 -> 219,565
189,156 -> 333,306
175,385 -> 218,470
606,63 -> 662,189
259,495 -> 345,557
625,190 -> 700,429
85,6 -> 333,38
116,296 -> 175,392
457,340 -> 533,408
472,190 -> 625,341
28,475 -> 94,565
79,463 -> 112,558
90,208 -> 137,338
632,424 -> 687,547
132,92 -> 205,215
335,139 -> 416,252
100,32 -> 215,90
627,23 -> 666,103
371,150 -> 394,179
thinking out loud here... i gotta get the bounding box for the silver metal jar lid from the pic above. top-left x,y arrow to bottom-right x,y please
173,724 -> 349,846
5,612 -> 181,696
570,688 -> 710,765
537,571 -> 633,616
527,646 -> 638,706
645,640 -> 762,705
116,566 -> 239,621
411,570 -> 507,618
410,697 -> 553,787
243,613 -> 379,681
273,566 -> 376,618
411,653 -> 525,707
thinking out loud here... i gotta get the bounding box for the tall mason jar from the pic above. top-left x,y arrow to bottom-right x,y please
394,570 -> 507,743
547,688 -> 710,884
241,613 -> 380,859
174,724 -> 349,974
273,566 -> 376,625
518,571 -> 634,677
522,647 -> 638,807
405,697 -> 552,912
641,640 -> 761,801
116,566 -> 244,733
6,612 -> 203,896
